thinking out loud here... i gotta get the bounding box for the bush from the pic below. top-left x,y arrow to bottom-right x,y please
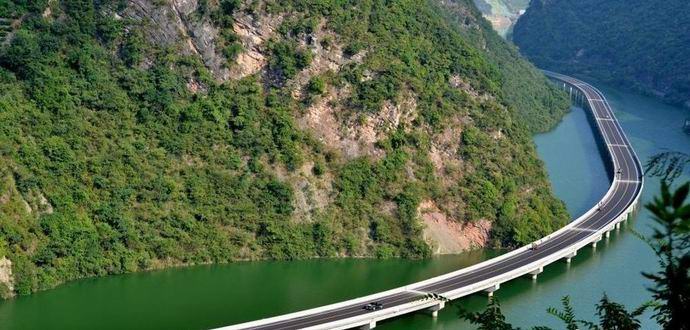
307,76 -> 326,95
223,42 -> 243,61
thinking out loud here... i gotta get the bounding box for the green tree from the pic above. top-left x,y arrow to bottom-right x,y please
594,294 -> 648,330
459,298 -> 520,330
546,295 -> 647,330
642,181 -> 690,329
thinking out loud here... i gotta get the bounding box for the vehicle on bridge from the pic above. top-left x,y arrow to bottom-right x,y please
218,72 -> 644,330
530,242 -> 540,251
362,302 -> 383,311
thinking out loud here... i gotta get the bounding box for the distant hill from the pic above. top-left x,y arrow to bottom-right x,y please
513,0 -> 690,109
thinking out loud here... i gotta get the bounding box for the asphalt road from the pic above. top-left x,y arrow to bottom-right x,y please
227,74 -> 643,330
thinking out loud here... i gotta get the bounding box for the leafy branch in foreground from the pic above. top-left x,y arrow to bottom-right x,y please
642,181 -> 690,329
547,294 -> 648,330
459,298 -> 521,330
459,294 -> 646,330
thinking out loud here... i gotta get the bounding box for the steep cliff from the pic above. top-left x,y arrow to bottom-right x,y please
0,0 -> 569,296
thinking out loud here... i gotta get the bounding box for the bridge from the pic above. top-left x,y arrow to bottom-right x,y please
219,72 -> 644,330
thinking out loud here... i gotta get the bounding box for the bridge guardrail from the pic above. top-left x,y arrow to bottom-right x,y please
220,72 -> 644,330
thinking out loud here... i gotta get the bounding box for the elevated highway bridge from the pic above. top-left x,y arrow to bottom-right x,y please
220,72 -> 644,330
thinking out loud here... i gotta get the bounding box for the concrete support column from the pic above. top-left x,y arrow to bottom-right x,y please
359,320 -> 376,330
484,284 -> 500,297
592,236 -> 602,249
427,301 -> 445,318
565,251 -> 577,263
529,267 -> 544,280
615,222 -> 621,230
605,230 -> 611,239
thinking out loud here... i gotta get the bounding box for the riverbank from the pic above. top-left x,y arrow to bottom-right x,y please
1,82 -> 687,329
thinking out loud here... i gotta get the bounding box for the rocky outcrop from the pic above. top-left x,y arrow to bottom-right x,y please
299,88 -> 417,160
419,200 -> 491,254
125,0 -> 230,80
229,12 -> 284,79
0,257 -> 14,299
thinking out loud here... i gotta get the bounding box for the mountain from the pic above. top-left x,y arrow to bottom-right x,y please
472,0 -> 529,37
0,0 -> 568,297
513,0 -> 690,109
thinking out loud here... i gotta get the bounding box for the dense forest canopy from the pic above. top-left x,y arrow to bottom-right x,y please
513,0 -> 690,109
0,0 -> 568,297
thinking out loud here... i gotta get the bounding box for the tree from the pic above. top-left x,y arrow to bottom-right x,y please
546,296 -> 581,330
642,181 -> 690,329
547,295 -> 647,330
459,298 -> 520,330
594,294 -> 648,330
460,181 -> 689,330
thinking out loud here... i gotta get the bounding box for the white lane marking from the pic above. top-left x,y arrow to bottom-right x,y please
241,77 -> 641,330
597,117 -> 615,121
422,181 -> 636,295
569,227 -> 599,233
608,144 -> 628,147
406,289 -> 431,296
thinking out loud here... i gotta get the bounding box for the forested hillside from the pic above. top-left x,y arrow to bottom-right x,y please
0,0 -> 569,297
513,0 -> 690,109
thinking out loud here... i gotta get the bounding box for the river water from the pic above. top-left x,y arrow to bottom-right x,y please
0,83 -> 688,329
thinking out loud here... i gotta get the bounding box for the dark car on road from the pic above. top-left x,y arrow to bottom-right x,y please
362,302 -> 383,311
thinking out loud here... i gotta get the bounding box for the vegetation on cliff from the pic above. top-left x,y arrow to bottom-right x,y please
0,0 -> 568,296
513,0 -> 690,109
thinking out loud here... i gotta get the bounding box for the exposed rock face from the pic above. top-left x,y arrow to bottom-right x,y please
428,116 -> 465,190
0,257 -> 14,299
0,175 -> 52,216
299,88 -> 418,160
25,189 -> 54,215
287,19 -> 351,97
273,161 -> 333,224
230,12 -> 284,79
449,74 -> 492,101
419,200 -> 491,254
125,0 -> 230,80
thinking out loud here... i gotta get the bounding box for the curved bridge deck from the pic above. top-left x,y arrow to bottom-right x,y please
220,72 -> 644,330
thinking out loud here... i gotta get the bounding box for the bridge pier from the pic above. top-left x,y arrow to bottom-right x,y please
426,301 -> 445,318
484,284 -> 500,297
359,320 -> 376,330
564,251 -> 577,263
529,267 -> 544,280
592,236 -> 603,249
615,222 -> 621,230
605,230 -> 611,239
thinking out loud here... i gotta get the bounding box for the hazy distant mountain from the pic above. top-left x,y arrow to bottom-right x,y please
513,0 -> 690,109
473,0 -> 530,37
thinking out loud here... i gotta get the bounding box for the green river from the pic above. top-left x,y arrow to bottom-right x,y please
0,83 -> 688,329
